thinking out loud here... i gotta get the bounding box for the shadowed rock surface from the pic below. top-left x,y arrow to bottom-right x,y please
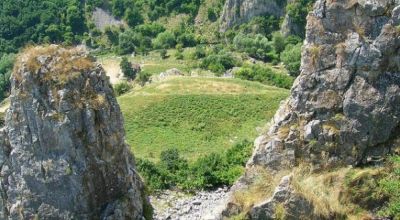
0,46 -> 150,219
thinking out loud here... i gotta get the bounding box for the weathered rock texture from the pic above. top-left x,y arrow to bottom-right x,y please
219,0 -> 287,31
222,0 -> 400,219
250,0 -> 400,171
219,0 -> 306,36
0,46 -> 149,219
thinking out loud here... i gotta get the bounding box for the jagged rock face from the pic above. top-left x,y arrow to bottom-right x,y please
0,46 -> 149,219
219,0 -> 287,31
250,0 -> 400,171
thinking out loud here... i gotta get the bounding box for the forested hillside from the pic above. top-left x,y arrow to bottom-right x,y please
0,0 -> 314,104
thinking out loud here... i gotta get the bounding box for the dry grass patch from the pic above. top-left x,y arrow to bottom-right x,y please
14,45 -> 95,85
231,167 -> 289,214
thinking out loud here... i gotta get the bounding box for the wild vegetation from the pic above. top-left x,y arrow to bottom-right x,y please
118,77 -> 289,160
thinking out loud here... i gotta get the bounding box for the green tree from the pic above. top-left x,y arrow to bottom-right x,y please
125,7 -> 144,27
120,57 -> 136,80
272,32 -> 285,55
280,43 -> 302,77
66,5 -> 85,34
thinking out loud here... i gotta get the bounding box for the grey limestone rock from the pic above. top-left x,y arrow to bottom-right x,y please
0,46 -> 150,219
249,0 -> 400,171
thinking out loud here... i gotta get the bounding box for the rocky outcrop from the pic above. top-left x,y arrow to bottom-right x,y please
219,0 -> 306,36
0,46 -> 150,219
250,0 -> 400,171
223,0 -> 400,218
92,8 -> 124,31
219,0 -> 287,31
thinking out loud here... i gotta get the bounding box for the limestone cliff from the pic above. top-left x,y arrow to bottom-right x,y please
251,0 -> 400,171
219,0 -> 287,31
219,0 -> 306,36
0,46 -> 150,219
223,0 -> 400,218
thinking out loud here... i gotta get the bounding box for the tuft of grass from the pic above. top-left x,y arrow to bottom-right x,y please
231,167 -> 288,214
15,45 -> 94,85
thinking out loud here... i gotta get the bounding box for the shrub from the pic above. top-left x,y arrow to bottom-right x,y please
153,31 -> 176,49
137,71 -> 151,86
272,32 -> 285,55
113,81 -> 132,96
233,33 -> 277,62
136,140 -> 253,191
207,8 -> 217,21
193,45 -> 206,59
136,158 -> 171,190
280,43 -> 302,77
120,57 -> 137,80
0,53 -> 15,101
235,64 -> 294,89
201,52 -> 239,74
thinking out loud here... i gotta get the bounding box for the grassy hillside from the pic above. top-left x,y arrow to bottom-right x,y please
118,77 -> 288,161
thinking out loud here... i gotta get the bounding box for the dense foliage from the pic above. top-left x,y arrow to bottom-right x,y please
0,0 -> 87,56
113,81 -> 133,96
200,51 -> 239,75
235,64 -> 294,89
0,53 -> 15,100
285,0 -> 315,37
281,43 -> 302,76
137,140 -> 253,191
120,57 -> 138,79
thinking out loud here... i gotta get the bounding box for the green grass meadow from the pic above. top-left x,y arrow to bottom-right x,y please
118,77 -> 289,161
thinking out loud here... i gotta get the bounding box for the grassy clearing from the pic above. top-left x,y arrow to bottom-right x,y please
118,77 -> 289,161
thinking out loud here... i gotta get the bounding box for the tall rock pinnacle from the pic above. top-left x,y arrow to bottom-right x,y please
0,46 -> 150,219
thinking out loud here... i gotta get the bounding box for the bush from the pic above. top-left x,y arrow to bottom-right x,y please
233,33 -> 278,62
192,45 -> 206,59
280,43 -> 302,77
136,140 -> 253,191
153,31 -> 176,49
120,57 -> 138,80
201,52 -> 239,75
207,8 -> 218,21
113,81 -> 132,96
235,64 -> 294,89
0,53 -> 15,101
137,71 -> 151,86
